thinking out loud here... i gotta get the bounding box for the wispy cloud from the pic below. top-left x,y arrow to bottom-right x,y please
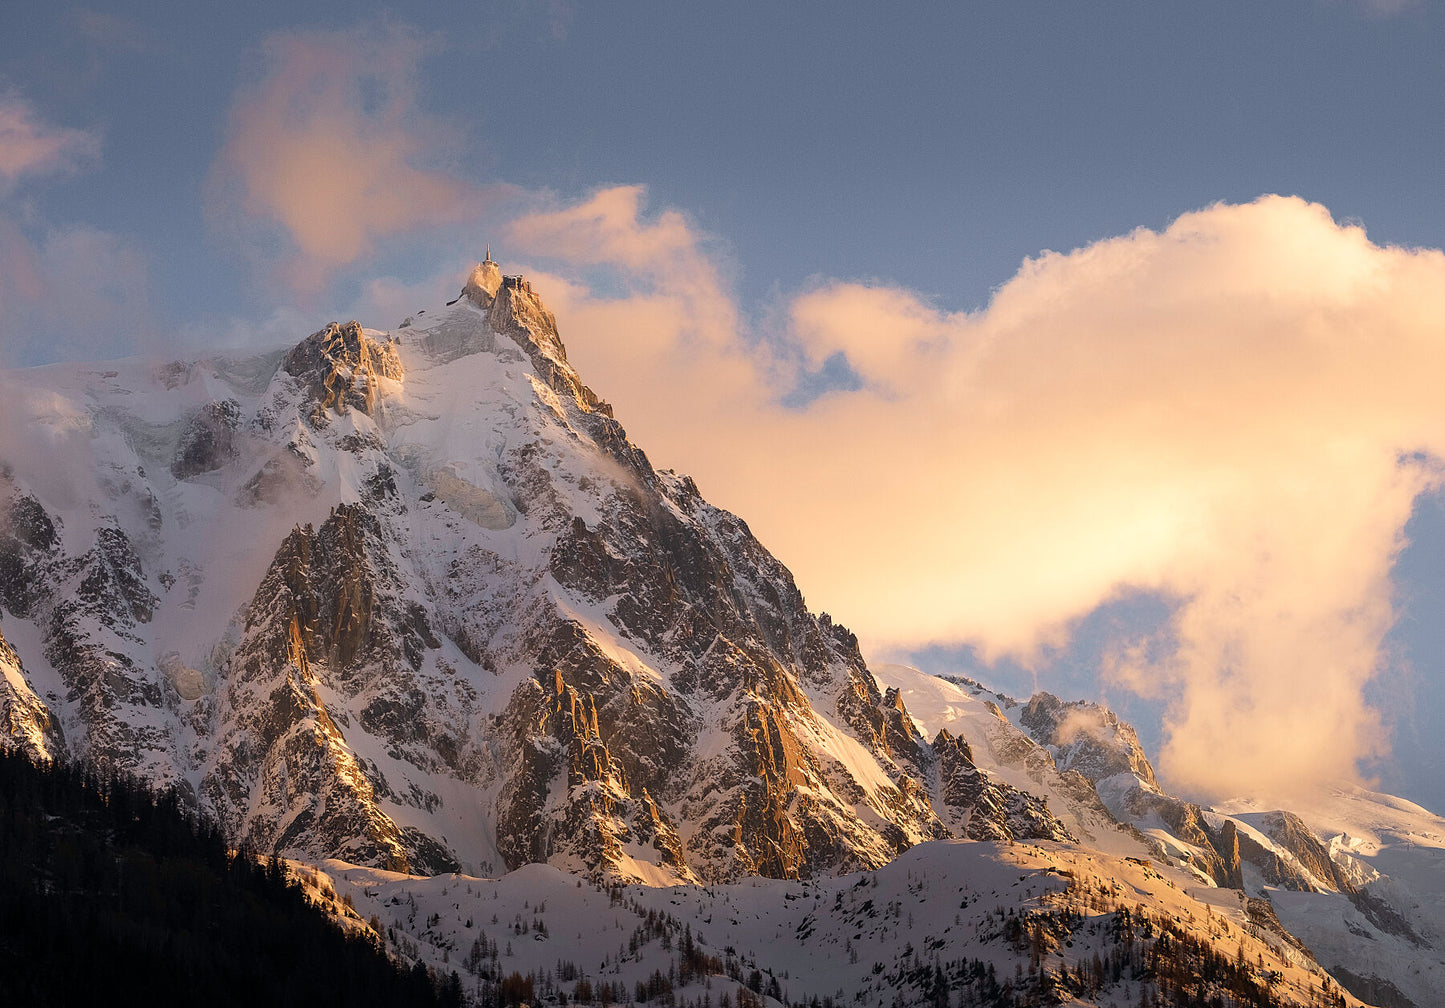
206,22 -> 491,294
523,191 -> 1445,803
0,96 -> 153,364
0,95 -> 99,192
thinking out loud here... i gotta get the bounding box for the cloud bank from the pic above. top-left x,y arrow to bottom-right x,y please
515,190 -> 1445,803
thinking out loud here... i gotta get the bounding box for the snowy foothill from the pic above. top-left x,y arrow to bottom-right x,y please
309,835 -> 1357,1008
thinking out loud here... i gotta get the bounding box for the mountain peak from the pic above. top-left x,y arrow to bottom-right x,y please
281,319 -> 404,425
454,262 -> 615,421
462,254 -> 503,306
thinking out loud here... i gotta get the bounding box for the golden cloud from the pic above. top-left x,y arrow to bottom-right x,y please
516,189 -> 1445,802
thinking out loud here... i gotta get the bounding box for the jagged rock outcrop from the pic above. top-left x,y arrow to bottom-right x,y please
283,320 -> 403,424
1214,818 -> 1246,889
41,522 -> 177,777
202,502 -> 457,874
484,278 -> 613,419
172,399 -> 241,479
1021,691 -> 1159,790
931,728 -> 1072,842
1257,810 -> 1357,892
2,490 -> 177,776
0,493 -> 59,618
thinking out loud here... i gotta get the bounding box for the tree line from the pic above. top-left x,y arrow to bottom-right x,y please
0,747 -> 456,1007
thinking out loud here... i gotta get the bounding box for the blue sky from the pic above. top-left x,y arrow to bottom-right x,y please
4,1 -> 1445,810
8,2 -> 1444,331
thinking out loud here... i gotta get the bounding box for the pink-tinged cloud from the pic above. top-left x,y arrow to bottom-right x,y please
0,96 -> 99,191
509,187 -> 755,423
207,23 -> 484,293
517,190 -> 1445,803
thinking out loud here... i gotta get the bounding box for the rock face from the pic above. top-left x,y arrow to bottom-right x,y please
1020,692 -> 1158,790
1255,810 -> 1359,892
0,493 -> 59,618
0,262 -> 1070,882
930,728 -> 1071,842
0,623 -> 62,761
172,399 -> 241,479
282,320 -> 404,424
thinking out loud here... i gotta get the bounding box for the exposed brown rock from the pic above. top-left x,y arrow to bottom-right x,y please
283,321 -> 403,425
487,284 -> 613,419
1258,810 -> 1357,892
1213,819 -> 1246,889
202,502 -> 458,874
1020,691 -> 1159,790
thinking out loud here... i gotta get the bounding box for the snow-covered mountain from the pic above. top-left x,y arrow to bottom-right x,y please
1,259 -> 1439,1005
0,258 -> 1069,884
